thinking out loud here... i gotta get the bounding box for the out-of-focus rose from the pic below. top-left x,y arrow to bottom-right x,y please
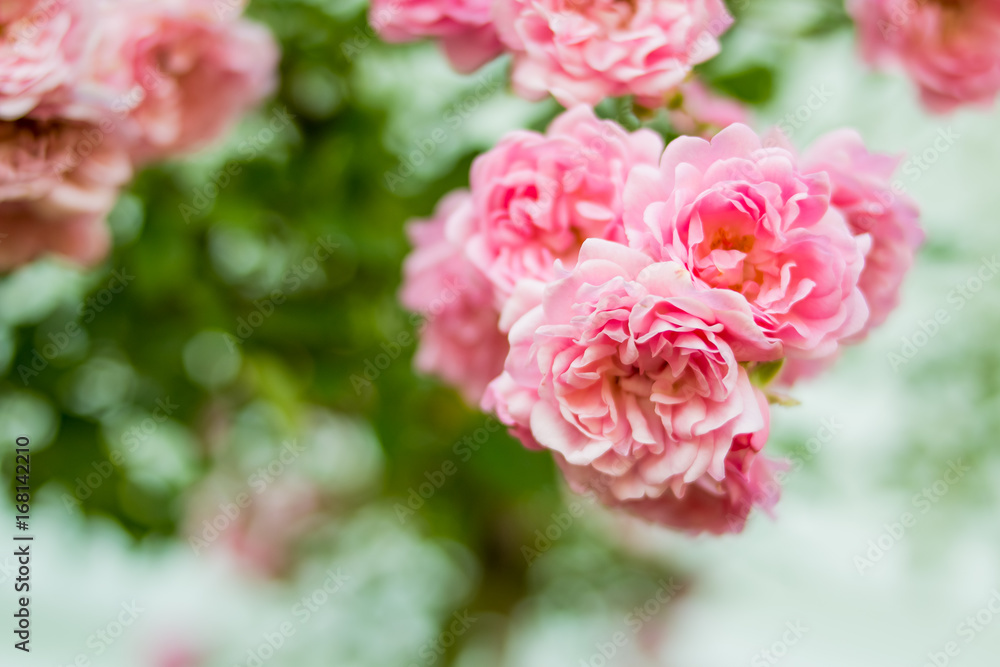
624,123 -> 870,359
0,0 -> 92,119
0,118 -> 131,269
493,0 -> 732,107
0,0 -> 39,24
556,392 -> 782,534
186,474 -> 322,577
802,129 -> 923,337
400,190 -> 509,406
849,0 -> 1000,113
667,80 -> 748,138
369,0 -> 504,73
462,105 -> 663,303
484,239 -> 781,531
92,0 -> 279,162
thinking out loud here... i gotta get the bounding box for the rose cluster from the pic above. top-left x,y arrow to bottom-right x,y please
0,0 -> 278,271
850,0 -> 1000,113
369,0 -> 733,108
401,107 -> 923,534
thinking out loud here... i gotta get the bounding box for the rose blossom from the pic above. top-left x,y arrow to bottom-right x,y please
483,239 -> 782,531
555,390 -> 782,534
802,129 -> 923,337
624,123 -> 870,359
773,130 -> 923,386
0,118 -> 131,270
0,0 -> 92,119
91,0 -> 279,162
400,190 -> 509,405
460,105 -> 663,304
849,0 -> 1000,113
369,0 -> 504,73
0,0 -> 37,24
492,0 -> 732,107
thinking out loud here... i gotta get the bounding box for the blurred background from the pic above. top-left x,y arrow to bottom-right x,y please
2,0 -> 1000,665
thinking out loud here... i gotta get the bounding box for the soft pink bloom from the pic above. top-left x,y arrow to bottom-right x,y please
667,79 -> 748,138
493,0 -> 732,107
624,123 -> 869,359
484,239 -> 781,531
186,474 -> 322,577
802,129 -> 923,337
461,105 -> 663,304
556,393 -> 782,534
370,0 -> 504,73
0,0 -> 92,119
0,118 -> 131,270
0,0 -> 40,24
849,0 -> 1000,113
92,0 -> 279,162
400,190 -> 509,405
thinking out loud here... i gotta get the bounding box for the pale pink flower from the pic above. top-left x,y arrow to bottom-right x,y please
802,129 -> 923,338
0,118 -> 131,270
461,105 -> 663,304
484,239 -> 781,530
91,0 -> 279,162
400,190 -> 509,405
667,79 -> 748,138
186,474 -> 321,577
370,0 -> 504,73
493,0 -> 732,107
624,123 -> 869,359
0,0 -> 92,119
556,394 -> 782,534
849,0 -> 1000,113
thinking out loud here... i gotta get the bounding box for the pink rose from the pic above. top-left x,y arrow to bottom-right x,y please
624,123 -> 869,359
0,0 -> 37,24
370,0 -> 504,73
0,0 -> 92,119
400,190 -> 509,405
493,0 -> 732,107
667,80 -> 749,138
802,129 -> 923,338
0,118 -> 131,270
462,105 -> 663,304
555,394 -> 782,534
92,0 -> 279,162
849,0 -> 1000,113
484,239 -> 781,530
